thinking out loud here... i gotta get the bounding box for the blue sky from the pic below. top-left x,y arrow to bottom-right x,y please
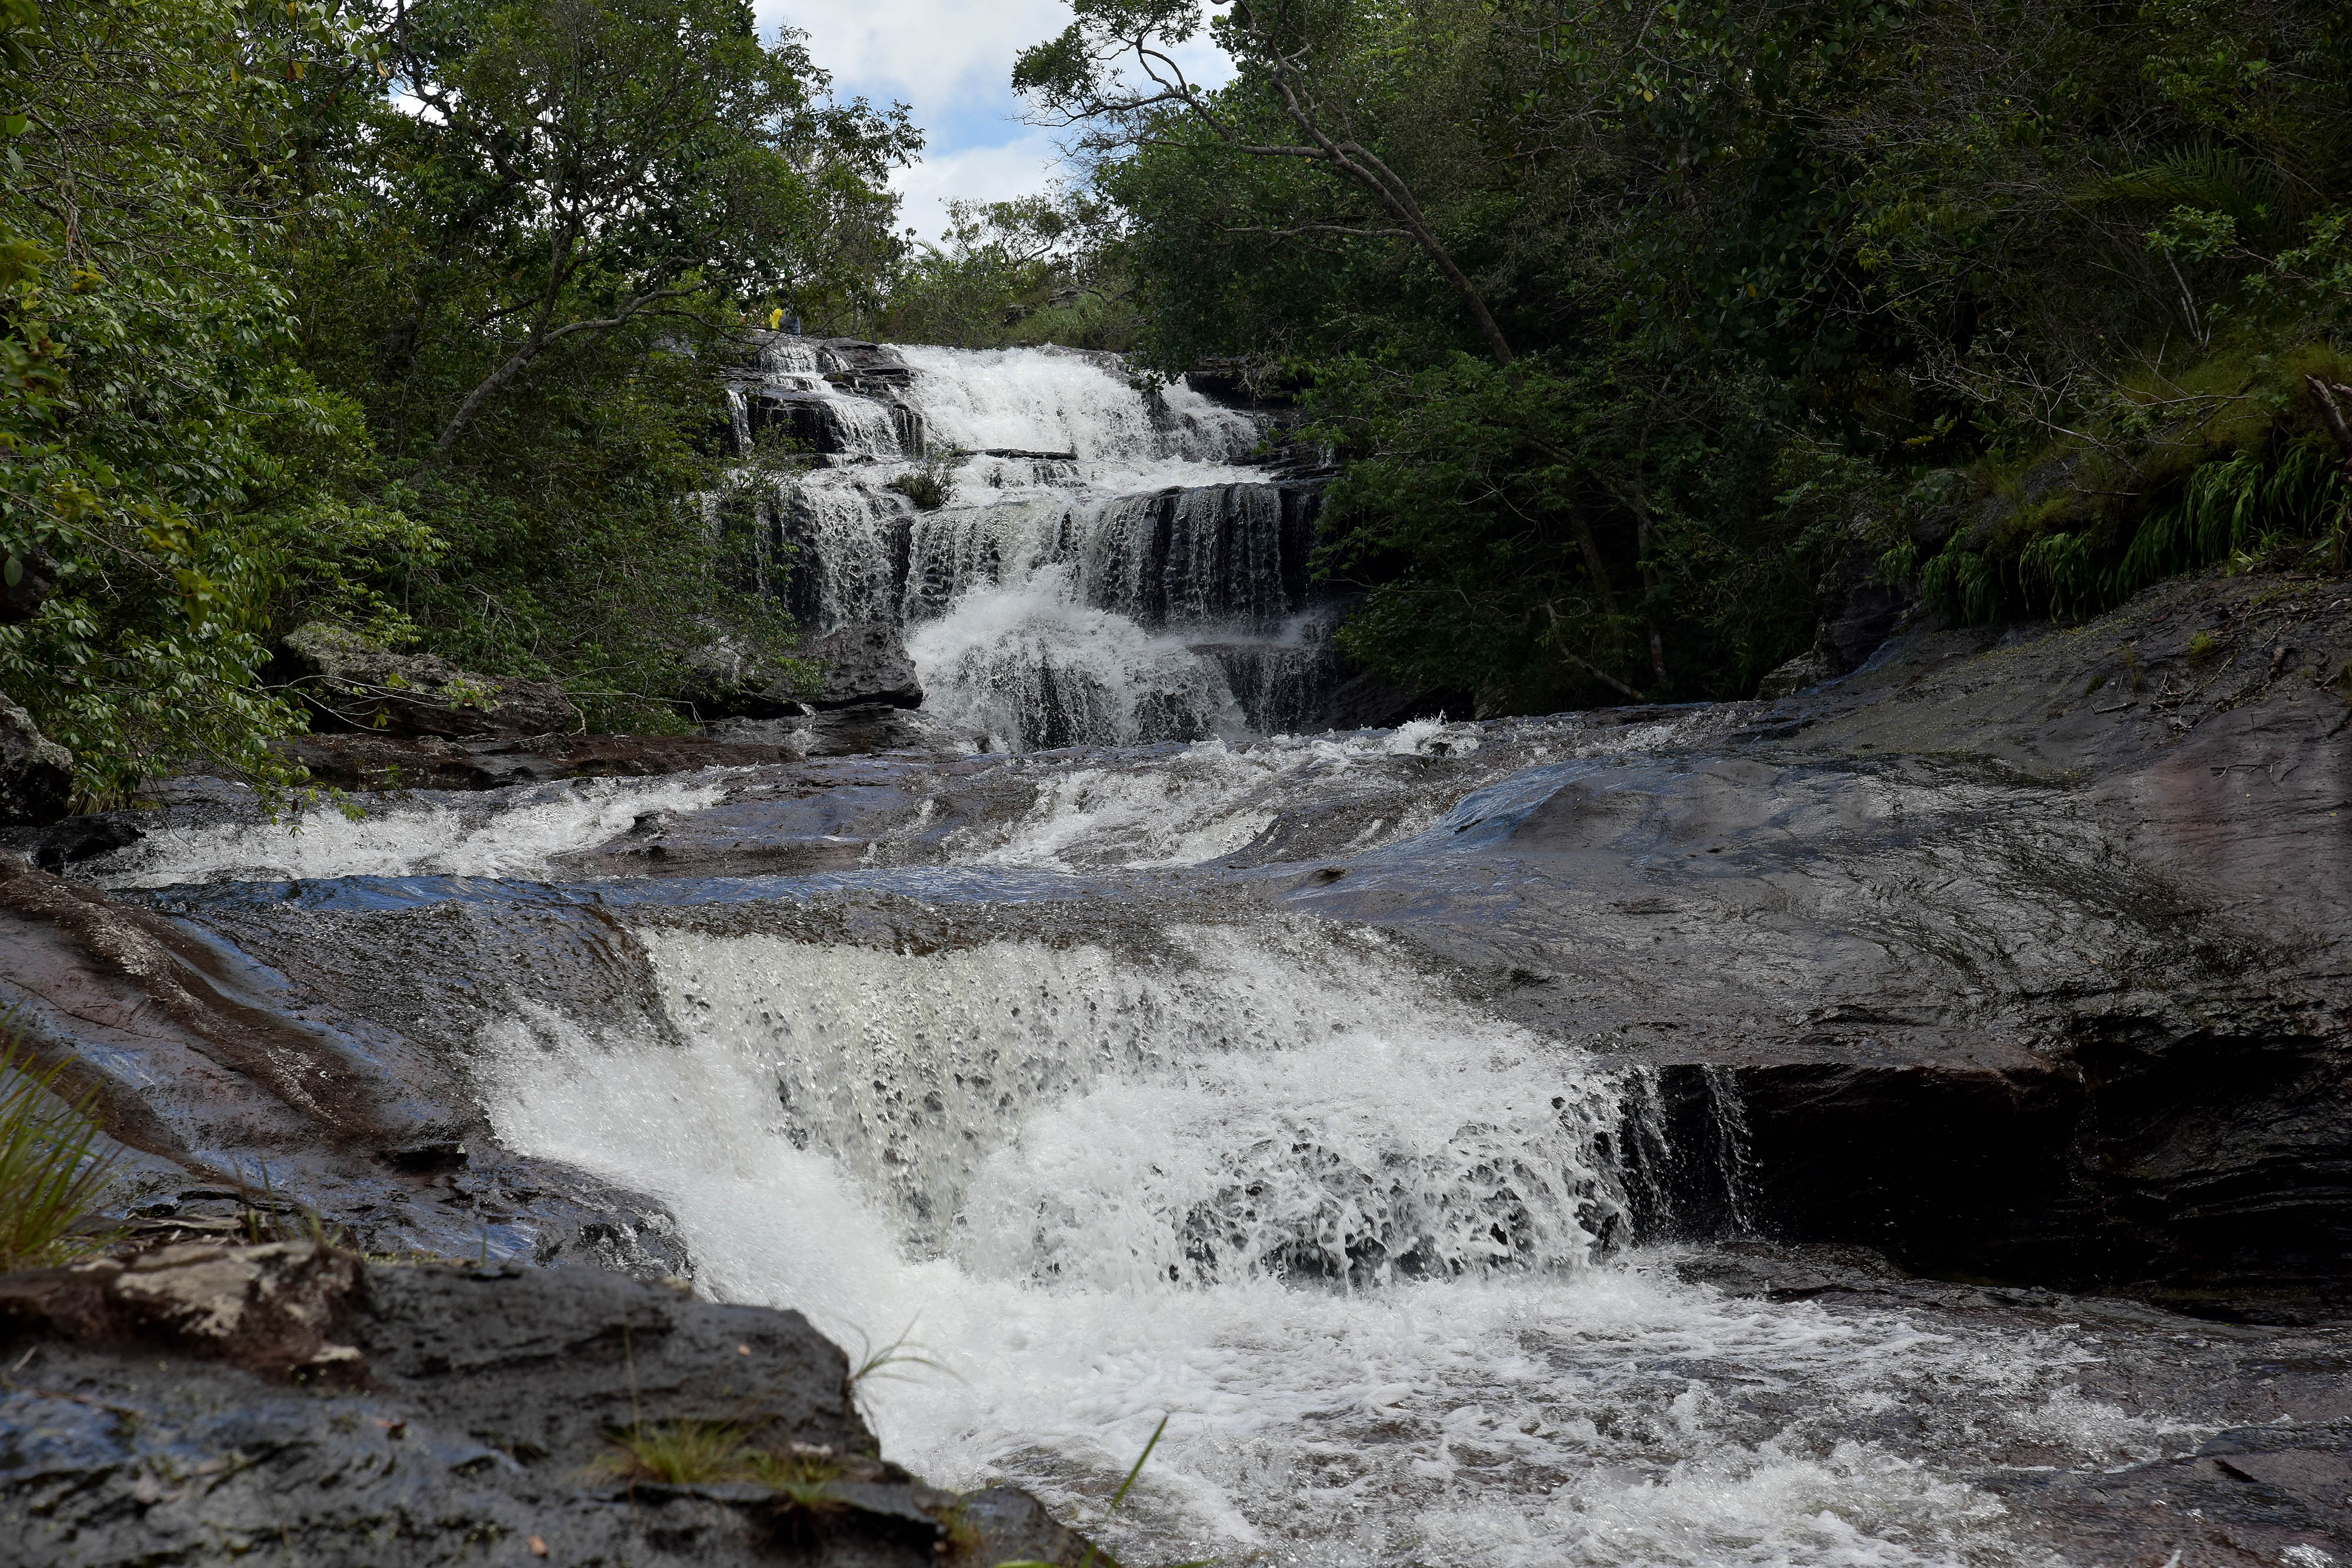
760,1 -> 1230,241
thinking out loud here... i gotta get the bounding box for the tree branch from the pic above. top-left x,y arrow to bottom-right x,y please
434,285 -> 699,454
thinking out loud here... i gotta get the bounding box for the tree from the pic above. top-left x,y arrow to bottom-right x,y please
1015,0 -> 1517,365
286,0 -> 916,725
0,0 -> 426,804
362,0 -> 918,456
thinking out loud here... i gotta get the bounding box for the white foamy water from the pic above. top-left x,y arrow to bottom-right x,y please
896,345 -> 1257,466
906,572 -> 1252,755
94,775 -> 729,887
944,713 -> 1692,872
733,339 -> 1319,750
482,923 -> 2161,1567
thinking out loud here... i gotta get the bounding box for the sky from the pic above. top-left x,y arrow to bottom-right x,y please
761,1 -> 1231,242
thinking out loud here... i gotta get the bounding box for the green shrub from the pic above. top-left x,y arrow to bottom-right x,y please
885,459 -> 958,512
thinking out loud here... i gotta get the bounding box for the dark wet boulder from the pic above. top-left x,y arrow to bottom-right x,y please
0,1242 -> 1093,1566
0,691 -> 72,825
282,624 -> 577,738
0,810 -> 142,871
798,622 -> 923,710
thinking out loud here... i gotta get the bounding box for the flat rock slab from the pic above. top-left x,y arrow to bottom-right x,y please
0,1243 -> 1090,1567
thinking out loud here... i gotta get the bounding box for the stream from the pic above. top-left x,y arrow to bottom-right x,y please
59,342 -> 2351,1567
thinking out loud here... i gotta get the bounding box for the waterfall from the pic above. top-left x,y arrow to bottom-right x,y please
475,911 -> 2134,1568
724,337 -> 1349,751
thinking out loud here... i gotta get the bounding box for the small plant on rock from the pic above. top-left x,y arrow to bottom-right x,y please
597,1418 -> 754,1486
885,457 -> 957,511
0,1012 -> 119,1270
742,1446 -> 845,1511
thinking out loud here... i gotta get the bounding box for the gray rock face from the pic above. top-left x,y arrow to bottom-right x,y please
799,622 -> 922,710
0,1242 -> 1090,1567
0,851 -> 690,1276
283,624 -> 577,738
1286,569 -> 2352,1320
0,690 -> 72,825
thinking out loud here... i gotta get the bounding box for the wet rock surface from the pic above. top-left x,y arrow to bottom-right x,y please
0,850 -> 693,1276
797,622 -> 923,710
1683,1241 -> 2352,1566
0,1242 -> 1087,1566
6,565 -> 2350,1565
1307,569 -> 2351,1320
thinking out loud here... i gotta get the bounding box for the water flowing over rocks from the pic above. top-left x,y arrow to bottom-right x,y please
717,337 -> 1366,753
4,564 -> 2350,1566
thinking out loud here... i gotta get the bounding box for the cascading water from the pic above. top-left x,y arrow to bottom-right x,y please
477,915 -> 2170,1568
726,337 -> 1346,750
83,703 -> 2229,1567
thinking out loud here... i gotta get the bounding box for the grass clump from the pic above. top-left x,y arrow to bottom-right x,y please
0,1014 -> 119,1271
740,1447 -> 846,1511
597,1419 -> 760,1487
884,457 -> 958,511
596,1419 -> 846,1511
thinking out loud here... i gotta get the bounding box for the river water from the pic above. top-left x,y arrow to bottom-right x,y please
80,344 -> 2236,1566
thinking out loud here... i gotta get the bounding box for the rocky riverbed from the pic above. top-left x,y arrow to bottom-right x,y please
2,565 -> 2348,1566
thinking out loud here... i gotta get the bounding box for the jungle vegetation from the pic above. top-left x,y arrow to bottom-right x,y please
1002,0 -> 2352,708
2,0 -> 2347,799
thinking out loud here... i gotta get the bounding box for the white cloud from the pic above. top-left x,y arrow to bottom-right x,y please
763,0 -> 1234,239
765,0 -> 1073,109
891,131 -> 1070,243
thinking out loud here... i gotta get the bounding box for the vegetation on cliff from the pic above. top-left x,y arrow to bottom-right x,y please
2,0 -> 2347,799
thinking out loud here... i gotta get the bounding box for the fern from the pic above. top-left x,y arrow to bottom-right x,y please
2106,439 -> 2343,601
2081,142 -> 2304,241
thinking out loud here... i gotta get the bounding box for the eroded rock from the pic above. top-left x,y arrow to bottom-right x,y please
798,621 -> 923,710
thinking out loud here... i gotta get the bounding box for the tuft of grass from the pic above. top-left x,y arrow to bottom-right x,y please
2187,630 -> 2221,664
0,1011 -> 120,1271
597,1419 -> 755,1486
842,1321 -> 954,1424
597,1421 -> 851,1513
741,1447 -> 845,1511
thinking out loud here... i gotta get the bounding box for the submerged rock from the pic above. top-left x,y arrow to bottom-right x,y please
0,1241 -> 1090,1566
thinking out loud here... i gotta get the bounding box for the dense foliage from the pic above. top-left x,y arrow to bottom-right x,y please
0,0 -> 910,804
5,0 -> 2348,797
1016,0 -> 2352,708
